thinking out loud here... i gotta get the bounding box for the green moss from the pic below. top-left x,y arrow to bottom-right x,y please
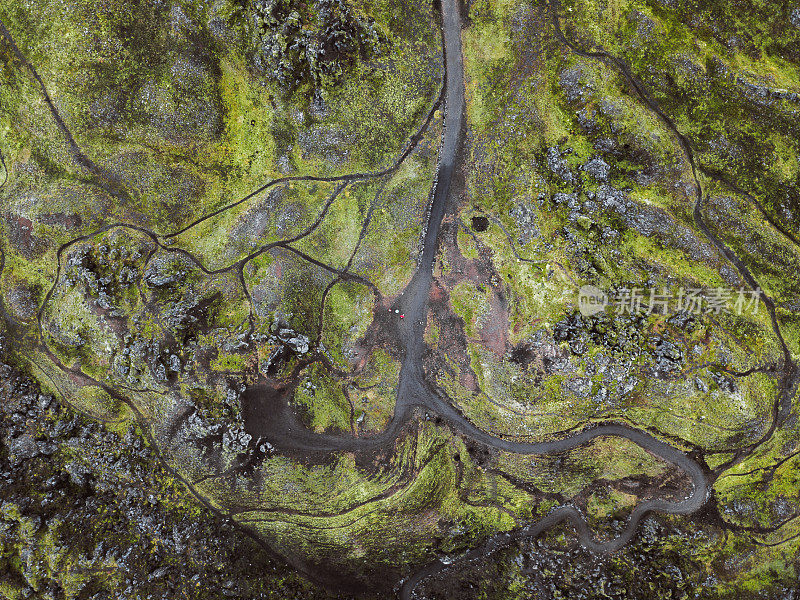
210,351 -> 249,372
293,364 -> 352,433
586,487 -> 637,523
450,280 -> 491,339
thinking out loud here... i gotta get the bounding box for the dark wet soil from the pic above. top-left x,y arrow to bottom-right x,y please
470,215 -> 489,231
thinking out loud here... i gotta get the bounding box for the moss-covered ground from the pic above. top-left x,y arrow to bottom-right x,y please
2,0 -> 800,596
